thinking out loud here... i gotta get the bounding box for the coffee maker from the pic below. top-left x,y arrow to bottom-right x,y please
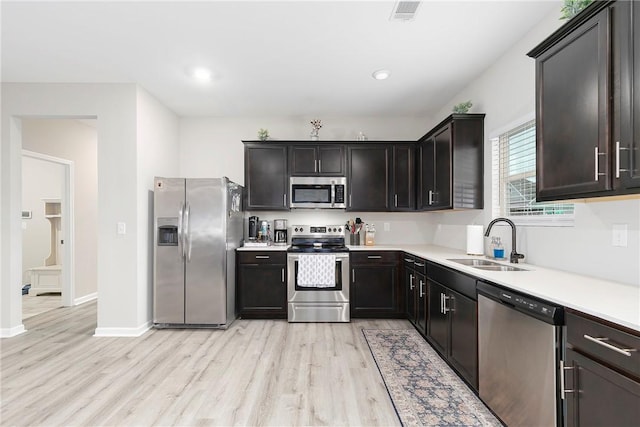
273,219 -> 288,245
248,216 -> 259,241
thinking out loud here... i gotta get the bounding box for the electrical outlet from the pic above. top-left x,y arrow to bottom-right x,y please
117,222 -> 126,235
383,222 -> 390,232
612,224 -> 628,247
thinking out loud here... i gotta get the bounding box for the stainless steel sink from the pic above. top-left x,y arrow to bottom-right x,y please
474,265 -> 526,272
447,258 -> 501,267
447,258 -> 527,272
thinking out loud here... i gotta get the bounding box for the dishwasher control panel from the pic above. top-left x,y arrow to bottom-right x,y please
478,281 -> 564,325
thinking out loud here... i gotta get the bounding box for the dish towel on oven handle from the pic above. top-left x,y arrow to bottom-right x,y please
297,254 -> 336,287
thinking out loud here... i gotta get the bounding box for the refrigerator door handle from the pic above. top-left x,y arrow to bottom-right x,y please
178,203 -> 185,258
185,202 -> 192,262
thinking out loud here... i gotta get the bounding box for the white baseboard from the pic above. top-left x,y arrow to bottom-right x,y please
94,321 -> 151,337
0,324 -> 26,338
74,292 -> 97,306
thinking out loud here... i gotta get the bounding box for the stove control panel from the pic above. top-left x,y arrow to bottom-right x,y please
291,225 -> 344,237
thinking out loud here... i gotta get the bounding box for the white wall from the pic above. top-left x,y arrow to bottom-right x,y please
21,157 -> 64,284
136,87 -> 180,326
1,83 -> 179,337
430,7 -> 640,287
21,119 -> 98,299
179,116 -> 431,183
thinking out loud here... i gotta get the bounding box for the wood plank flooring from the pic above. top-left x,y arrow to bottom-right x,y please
22,293 -> 62,319
1,302 -> 410,426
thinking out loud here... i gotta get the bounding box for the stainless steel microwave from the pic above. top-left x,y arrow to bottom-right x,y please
289,176 -> 347,209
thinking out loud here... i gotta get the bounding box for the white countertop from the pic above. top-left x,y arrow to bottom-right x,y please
238,243 -> 640,332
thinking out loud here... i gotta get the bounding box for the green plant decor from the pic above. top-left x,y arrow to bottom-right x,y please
257,128 -> 269,141
560,0 -> 592,20
452,101 -> 472,114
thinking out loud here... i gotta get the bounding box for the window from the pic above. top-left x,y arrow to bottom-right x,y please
491,119 -> 574,225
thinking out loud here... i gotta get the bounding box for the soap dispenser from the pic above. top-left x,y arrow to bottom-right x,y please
491,236 -> 505,259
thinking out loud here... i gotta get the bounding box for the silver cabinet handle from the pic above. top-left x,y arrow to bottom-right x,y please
616,141 -> 630,178
367,255 -> 382,259
440,293 -> 444,314
414,262 -> 425,267
394,194 -> 398,207
318,159 -> 322,172
315,159 -> 318,173
583,334 -> 636,357
594,147 -> 607,181
404,258 -> 414,263
281,267 -> 285,283
255,255 -> 270,259
419,280 -> 425,298
443,294 -> 450,314
349,194 -> 352,207
352,269 -> 355,282
560,360 -> 575,399
283,193 -> 287,207
409,273 -> 415,290
428,190 -> 434,205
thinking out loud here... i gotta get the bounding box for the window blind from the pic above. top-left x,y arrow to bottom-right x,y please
493,120 -> 574,220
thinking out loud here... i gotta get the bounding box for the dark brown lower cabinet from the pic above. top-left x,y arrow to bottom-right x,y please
236,251 -> 287,319
564,310 -> 640,427
404,254 -> 427,334
565,348 -> 640,427
426,262 -> 478,390
350,251 -> 403,318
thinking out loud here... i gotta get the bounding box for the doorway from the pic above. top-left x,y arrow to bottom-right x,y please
19,118 -> 98,322
21,152 -> 70,318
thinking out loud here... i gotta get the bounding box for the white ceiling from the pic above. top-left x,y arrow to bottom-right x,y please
1,1 -> 560,118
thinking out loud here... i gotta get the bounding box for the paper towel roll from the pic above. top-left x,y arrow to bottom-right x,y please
466,225 -> 484,255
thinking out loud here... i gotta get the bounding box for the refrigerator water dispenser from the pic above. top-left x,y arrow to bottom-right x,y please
157,218 -> 178,246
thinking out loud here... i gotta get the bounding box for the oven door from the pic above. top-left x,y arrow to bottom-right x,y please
287,252 -> 350,322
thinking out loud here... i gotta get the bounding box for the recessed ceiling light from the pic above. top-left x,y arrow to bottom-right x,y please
191,67 -> 212,82
372,69 -> 391,80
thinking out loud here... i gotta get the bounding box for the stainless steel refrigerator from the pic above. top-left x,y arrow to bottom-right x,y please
153,177 -> 243,328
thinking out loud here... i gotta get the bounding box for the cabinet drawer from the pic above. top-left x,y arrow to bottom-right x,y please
426,261 -> 476,300
402,253 -> 416,269
351,251 -> 399,264
237,251 -> 286,264
412,257 -> 427,275
566,311 -> 640,378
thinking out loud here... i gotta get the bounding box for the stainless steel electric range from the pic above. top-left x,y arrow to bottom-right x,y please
287,225 -> 350,322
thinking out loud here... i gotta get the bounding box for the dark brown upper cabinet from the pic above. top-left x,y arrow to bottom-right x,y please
289,145 -> 345,176
417,114 -> 484,211
244,143 -> 289,210
528,0 -> 640,201
391,144 -> 416,211
347,144 -> 391,211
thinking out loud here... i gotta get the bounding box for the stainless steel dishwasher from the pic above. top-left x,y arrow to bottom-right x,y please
477,281 -> 564,427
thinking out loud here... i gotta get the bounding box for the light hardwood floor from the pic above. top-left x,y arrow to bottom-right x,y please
1,302 -> 410,426
22,293 -> 62,319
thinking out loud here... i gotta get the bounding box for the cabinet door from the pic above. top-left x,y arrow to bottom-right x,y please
348,145 -> 390,211
237,264 -> 287,318
536,8 -> 611,200
318,145 -> 344,175
351,255 -> 401,318
427,280 -> 448,355
565,348 -> 640,427
614,0 -> 640,190
448,289 -> 478,389
432,125 -> 452,209
245,145 -> 289,210
392,144 -> 415,211
289,146 -> 317,175
418,139 -> 435,210
416,272 -> 427,334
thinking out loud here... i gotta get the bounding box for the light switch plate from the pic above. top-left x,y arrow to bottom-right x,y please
612,224 -> 628,247
383,222 -> 390,231
117,222 -> 126,235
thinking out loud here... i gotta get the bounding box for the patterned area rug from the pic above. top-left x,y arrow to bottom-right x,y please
363,329 -> 501,427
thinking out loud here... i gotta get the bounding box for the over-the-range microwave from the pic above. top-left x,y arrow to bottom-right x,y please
289,176 -> 347,209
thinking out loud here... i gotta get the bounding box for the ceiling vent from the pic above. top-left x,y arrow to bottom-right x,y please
390,1 -> 421,22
